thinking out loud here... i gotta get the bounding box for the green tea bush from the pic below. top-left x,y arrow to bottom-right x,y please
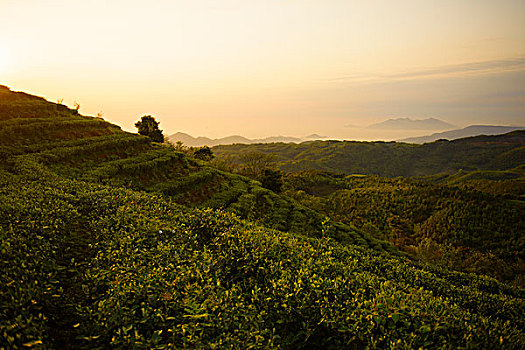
1,85 -> 524,349
2,171 -> 523,348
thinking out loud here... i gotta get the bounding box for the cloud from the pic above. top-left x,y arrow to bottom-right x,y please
387,57 -> 525,79
327,57 -> 525,83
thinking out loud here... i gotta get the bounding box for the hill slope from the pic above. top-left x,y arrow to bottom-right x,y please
282,170 -> 525,285
3,169 -> 524,348
0,85 -> 392,251
1,85 -> 524,349
213,132 -> 525,177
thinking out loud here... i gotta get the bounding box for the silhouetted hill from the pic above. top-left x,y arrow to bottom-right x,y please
169,132 -> 249,147
169,132 -> 302,147
368,117 -> 455,130
400,125 -> 525,143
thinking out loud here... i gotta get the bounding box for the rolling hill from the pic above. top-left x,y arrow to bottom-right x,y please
281,170 -> 525,285
1,85 -> 524,349
0,86 -> 388,251
213,131 -> 525,177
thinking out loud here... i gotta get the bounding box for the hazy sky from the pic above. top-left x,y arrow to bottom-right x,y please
1,0 -> 524,139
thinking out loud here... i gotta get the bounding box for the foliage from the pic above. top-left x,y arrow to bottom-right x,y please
134,115 -> 164,143
168,140 -> 190,154
1,85 -> 525,349
1,170 -> 525,348
282,170 -> 525,286
193,145 -> 215,161
260,168 -> 284,193
237,151 -> 276,178
422,167 -> 525,199
0,86 -> 390,252
213,132 -> 525,177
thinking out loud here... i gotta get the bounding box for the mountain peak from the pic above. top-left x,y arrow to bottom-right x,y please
305,133 -> 327,139
368,117 -> 455,130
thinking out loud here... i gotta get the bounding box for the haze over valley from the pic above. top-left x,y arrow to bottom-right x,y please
169,117 -> 524,146
2,1 -> 524,139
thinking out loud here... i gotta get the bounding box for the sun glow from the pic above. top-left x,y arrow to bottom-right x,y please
0,1 -> 524,136
0,47 -> 10,75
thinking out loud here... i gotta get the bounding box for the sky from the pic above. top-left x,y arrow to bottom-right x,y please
1,0 -> 524,140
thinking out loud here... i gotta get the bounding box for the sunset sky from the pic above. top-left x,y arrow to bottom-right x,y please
1,0 -> 524,140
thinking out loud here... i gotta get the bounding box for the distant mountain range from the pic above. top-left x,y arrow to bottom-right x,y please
368,117 -> 455,130
399,125 -> 525,144
305,133 -> 327,139
169,132 -> 303,147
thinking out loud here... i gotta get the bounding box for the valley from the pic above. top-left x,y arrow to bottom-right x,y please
1,85 -> 524,349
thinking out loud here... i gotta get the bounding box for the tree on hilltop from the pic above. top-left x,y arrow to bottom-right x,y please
193,146 -> 214,161
135,115 -> 164,143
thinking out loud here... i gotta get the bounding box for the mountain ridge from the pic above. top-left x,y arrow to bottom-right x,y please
169,131 -> 303,147
399,125 -> 525,143
368,117 -> 456,130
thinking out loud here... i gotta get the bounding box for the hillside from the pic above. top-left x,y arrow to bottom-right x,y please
422,167 -> 525,198
213,132 -> 525,177
400,125 -> 525,143
0,86 -> 389,251
1,85 -> 524,349
282,170 -> 525,285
